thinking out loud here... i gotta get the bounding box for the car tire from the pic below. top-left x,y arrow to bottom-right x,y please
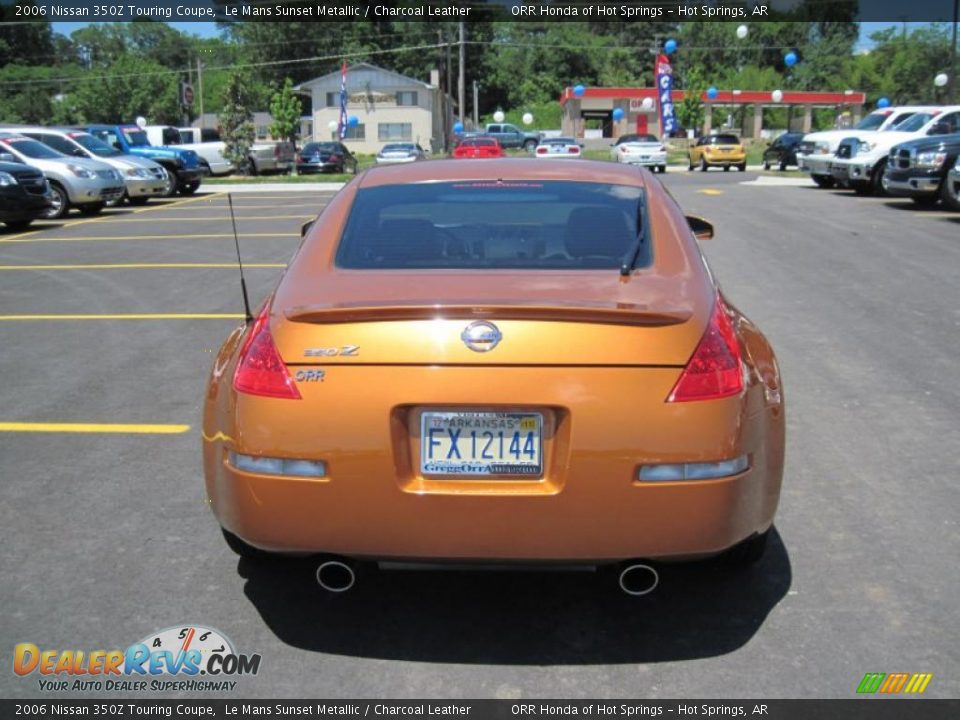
910,195 -> 939,207
812,175 -> 835,189
180,181 -> 200,196
763,160 -> 770,171
724,530 -> 770,567
941,175 -> 960,211
700,157 -> 708,172
738,162 -> 747,172
161,170 -> 179,198
779,160 -> 788,172
870,160 -> 889,197
4,219 -> 33,231
78,203 -> 104,216
42,182 -> 69,220
723,165 -> 731,172
687,156 -> 694,171
221,528 -> 272,561
523,139 -> 537,152
658,165 -> 666,174
128,196 -> 149,206
244,158 -> 259,177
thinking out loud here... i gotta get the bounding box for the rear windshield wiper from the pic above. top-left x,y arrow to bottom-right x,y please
620,202 -> 645,276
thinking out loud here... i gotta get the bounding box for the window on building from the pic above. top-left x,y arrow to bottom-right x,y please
326,92 -> 340,107
256,126 -> 270,140
378,123 -> 413,141
396,91 -> 418,106
344,124 -> 365,140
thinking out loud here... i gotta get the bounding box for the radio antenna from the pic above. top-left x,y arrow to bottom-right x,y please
228,193 -> 253,323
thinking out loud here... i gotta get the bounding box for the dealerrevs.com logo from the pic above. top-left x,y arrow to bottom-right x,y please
13,624 -> 261,692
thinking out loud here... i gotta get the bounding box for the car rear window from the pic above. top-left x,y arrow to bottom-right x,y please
709,135 -> 740,145
461,138 -> 497,147
335,181 -> 650,271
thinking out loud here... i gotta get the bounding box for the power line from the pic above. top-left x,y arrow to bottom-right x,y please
0,41 -> 450,87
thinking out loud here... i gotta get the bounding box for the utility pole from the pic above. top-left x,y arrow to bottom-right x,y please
473,80 -> 479,129
197,57 -> 204,125
951,0 -> 958,103
458,21 -> 465,124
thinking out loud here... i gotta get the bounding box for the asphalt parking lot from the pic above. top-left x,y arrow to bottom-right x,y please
1,170 -> 958,699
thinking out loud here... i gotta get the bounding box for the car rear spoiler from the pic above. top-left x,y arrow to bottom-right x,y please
284,302 -> 693,326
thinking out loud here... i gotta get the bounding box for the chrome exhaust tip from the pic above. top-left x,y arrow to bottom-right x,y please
618,563 -> 659,596
316,559 -> 356,593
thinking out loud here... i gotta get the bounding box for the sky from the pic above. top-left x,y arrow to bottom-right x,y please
48,20 -> 935,51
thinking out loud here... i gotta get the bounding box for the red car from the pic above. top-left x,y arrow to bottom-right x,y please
453,136 -> 505,159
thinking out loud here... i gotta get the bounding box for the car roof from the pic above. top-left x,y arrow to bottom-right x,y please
358,158 -> 649,189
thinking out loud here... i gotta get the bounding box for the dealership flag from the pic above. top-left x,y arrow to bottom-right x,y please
655,53 -> 676,138
338,61 -> 348,139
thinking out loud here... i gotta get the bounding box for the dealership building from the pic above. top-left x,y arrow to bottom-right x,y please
560,87 -> 867,139
295,63 -> 453,154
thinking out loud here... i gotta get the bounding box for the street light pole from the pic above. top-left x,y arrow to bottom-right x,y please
951,0 -> 958,103
458,21 -> 466,125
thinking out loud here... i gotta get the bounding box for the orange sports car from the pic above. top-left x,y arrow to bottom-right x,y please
203,159 -> 785,595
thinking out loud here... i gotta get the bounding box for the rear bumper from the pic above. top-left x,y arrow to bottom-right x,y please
204,366 -> 784,562
619,153 -> 667,166
702,154 -> 745,167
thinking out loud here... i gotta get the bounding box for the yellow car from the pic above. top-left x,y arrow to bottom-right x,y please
688,134 -> 747,172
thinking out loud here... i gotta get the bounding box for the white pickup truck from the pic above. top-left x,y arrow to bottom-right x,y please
144,126 -> 294,176
827,107 -> 960,195
796,106 -> 937,188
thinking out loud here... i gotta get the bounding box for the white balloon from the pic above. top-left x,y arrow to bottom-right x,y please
771,89 -> 784,103
934,73 -> 949,88
522,112 -> 533,125
493,110 -> 505,123
736,25 -> 748,40
136,116 -> 147,129
327,120 -> 339,131
642,97 -> 654,111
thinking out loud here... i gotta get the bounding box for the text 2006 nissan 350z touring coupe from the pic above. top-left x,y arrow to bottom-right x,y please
203,159 -> 785,595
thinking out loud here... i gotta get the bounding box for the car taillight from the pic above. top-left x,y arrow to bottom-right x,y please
567,146 -> 579,154
233,305 -> 301,400
329,154 -> 342,161
274,145 -> 280,157
537,146 -> 548,154
667,296 -> 743,402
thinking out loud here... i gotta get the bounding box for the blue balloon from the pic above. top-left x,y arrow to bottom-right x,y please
573,84 -> 585,97
664,39 -> 677,55
877,97 -> 891,109
707,86 -> 718,100
784,51 -> 798,67
453,122 -> 464,134
347,115 -> 359,127
612,108 -> 625,121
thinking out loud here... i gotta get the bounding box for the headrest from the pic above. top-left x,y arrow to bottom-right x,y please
564,206 -> 635,259
372,218 -> 441,263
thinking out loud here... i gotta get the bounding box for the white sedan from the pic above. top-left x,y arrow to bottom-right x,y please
611,134 -> 668,173
375,143 -> 427,164
534,137 -> 582,159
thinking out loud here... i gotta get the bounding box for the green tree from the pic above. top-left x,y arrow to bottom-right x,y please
676,66 -> 707,133
268,78 -> 303,144
70,54 -> 179,123
219,72 -> 255,172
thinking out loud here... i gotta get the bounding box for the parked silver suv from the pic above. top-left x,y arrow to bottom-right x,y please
14,127 -> 169,206
0,132 -> 124,219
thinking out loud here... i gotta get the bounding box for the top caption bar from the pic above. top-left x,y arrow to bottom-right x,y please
2,0 -> 958,23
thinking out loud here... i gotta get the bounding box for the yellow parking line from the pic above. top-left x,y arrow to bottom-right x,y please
0,263 -> 286,271
97,215 -> 313,222
0,313 -> 245,321
0,422 -> 191,434
697,189 -> 724,195
0,233 -> 287,243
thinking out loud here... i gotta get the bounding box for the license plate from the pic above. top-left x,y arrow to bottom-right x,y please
420,411 -> 543,477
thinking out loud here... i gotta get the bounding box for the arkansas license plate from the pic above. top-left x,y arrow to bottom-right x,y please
420,411 -> 543,477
